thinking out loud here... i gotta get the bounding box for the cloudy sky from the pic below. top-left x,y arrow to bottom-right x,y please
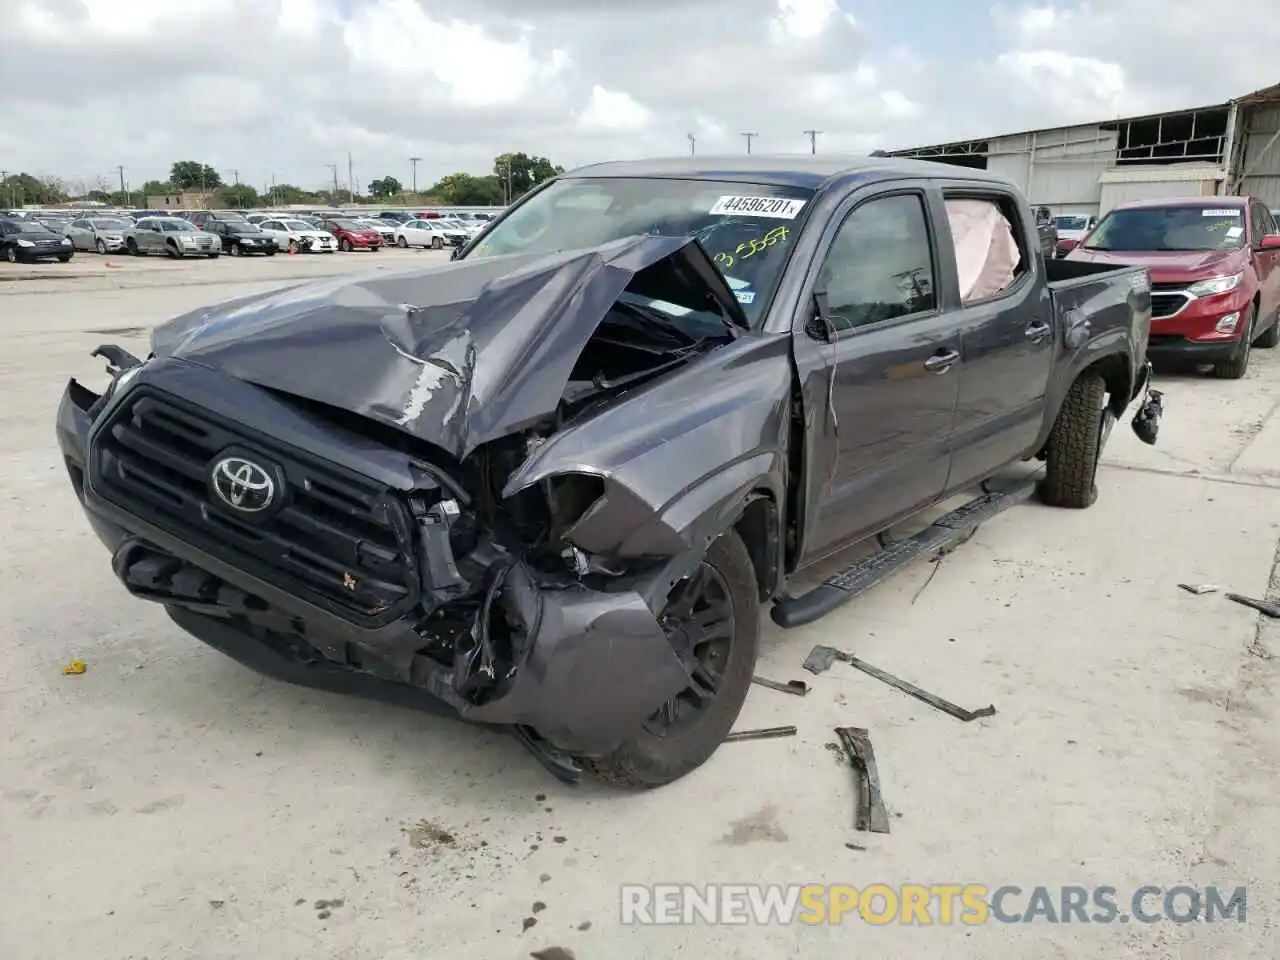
1,0 -> 1277,193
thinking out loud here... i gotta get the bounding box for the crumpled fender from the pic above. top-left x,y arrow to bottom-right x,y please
503,332 -> 794,569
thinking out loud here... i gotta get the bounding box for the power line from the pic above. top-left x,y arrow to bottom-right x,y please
741,132 -> 757,155
803,129 -> 822,154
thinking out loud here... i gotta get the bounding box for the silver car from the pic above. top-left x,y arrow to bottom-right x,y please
124,217 -> 221,258
66,216 -> 131,254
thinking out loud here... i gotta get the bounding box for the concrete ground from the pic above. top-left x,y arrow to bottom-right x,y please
1,252 -> 1278,960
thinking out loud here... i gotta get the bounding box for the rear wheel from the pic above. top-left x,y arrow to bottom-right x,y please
1214,304 -> 1255,379
1040,372 -> 1107,509
579,531 -> 759,788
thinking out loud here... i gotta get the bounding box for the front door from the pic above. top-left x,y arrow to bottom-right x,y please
939,190 -> 1055,488
792,189 -> 960,562
1249,201 -> 1280,325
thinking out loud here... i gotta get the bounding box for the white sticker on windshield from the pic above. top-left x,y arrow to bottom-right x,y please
1225,226 -> 1244,239
710,196 -> 806,219
735,290 -> 757,305
1202,208 -> 1241,217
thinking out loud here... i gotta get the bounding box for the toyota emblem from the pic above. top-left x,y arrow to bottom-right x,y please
210,456 -> 276,513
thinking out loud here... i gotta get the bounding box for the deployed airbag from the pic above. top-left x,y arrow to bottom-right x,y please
945,199 -> 1021,303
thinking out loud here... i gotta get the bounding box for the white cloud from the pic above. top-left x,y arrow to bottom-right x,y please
577,87 -> 652,132
0,0 -> 1278,191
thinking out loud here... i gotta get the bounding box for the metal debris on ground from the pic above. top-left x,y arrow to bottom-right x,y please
803,645 -> 996,722
61,659 -> 86,675
1225,593 -> 1280,619
751,675 -> 809,696
835,727 -> 890,834
724,725 -> 798,742
1177,583 -> 1220,595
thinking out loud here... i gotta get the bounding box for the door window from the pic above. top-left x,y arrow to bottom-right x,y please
818,194 -> 936,333
1250,202 -> 1275,244
944,196 -> 1027,303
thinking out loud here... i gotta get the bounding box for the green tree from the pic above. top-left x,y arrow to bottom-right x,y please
0,172 -> 67,207
492,152 -> 562,202
85,189 -> 112,204
368,176 -> 403,200
140,179 -> 173,197
266,183 -> 320,205
429,173 -> 505,205
169,161 -> 223,190
218,184 -> 261,208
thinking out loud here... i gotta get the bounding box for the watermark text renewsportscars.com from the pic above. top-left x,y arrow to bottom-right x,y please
620,884 -> 1247,926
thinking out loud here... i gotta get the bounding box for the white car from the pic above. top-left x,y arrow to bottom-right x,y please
440,216 -> 484,238
245,213 -> 272,225
258,218 -> 338,254
394,218 -> 450,250
357,218 -> 398,244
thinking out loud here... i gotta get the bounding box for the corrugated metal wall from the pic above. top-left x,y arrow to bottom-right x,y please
984,124 -> 1118,213
1096,164 -> 1224,216
1238,105 -> 1280,206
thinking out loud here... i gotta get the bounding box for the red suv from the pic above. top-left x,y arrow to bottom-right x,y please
1066,197 -> 1280,378
322,218 -> 382,252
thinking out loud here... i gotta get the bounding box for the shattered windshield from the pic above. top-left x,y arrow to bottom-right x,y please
1084,205 -> 1247,252
466,176 -> 814,324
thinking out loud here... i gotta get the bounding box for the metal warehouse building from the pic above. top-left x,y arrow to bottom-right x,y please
888,82 -> 1280,218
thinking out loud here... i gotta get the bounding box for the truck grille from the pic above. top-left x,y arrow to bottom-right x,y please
91,387 -> 418,624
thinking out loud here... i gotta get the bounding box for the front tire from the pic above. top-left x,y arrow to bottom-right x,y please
126,239 -> 140,256
431,236 -> 443,250
1040,371 -> 1107,509
288,240 -> 299,254
339,238 -> 352,252
4,246 -> 16,263
1214,304 -> 1255,379
1254,309 -> 1279,349
95,239 -> 107,254
58,254 -> 72,263
579,530 -> 760,789
396,235 -> 407,248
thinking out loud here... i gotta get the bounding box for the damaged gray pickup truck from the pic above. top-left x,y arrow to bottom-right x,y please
57,156 -> 1162,788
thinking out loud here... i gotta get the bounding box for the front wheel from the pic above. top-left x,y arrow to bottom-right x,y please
396,235 -> 407,248
1254,310 -> 1279,349
1214,304 -> 1255,379
339,238 -> 352,252
229,242 -> 240,257
579,530 -> 760,788
58,254 -> 72,263
265,249 -> 276,257
208,253 -> 220,259
95,239 -> 107,254
3,246 -> 15,263
166,243 -> 181,259
1040,371 -> 1107,509
431,236 -> 443,250
288,240 -> 299,255
126,239 -> 140,256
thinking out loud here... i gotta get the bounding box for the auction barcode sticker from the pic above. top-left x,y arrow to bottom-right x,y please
710,196 -> 807,219
1202,208 -> 1241,217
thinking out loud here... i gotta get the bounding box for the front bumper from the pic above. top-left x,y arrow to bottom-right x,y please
230,239 -> 276,254
56,363 -> 687,759
1145,334 -> 1238,363
12,243 -> 72,260
96,237 -> 127,252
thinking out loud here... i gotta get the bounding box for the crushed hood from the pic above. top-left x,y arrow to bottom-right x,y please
150,235 -> 748,460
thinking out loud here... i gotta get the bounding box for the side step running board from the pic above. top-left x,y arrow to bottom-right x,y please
771,477 -> 1038,629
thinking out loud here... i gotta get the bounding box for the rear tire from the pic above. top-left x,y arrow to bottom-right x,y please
1040,372 -> 1107,509
1214,304 -> 1254,379
578,530 -> 760,789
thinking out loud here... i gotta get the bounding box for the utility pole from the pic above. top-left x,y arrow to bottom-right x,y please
347,152 -> 354,202
409,157 -> 421,196
741,132 -> 757,155
116,165 -> 127,205
803,129 -> 822,154
230,168 -> 239,186
325,163 -> 338,200
687,133 -> 696,156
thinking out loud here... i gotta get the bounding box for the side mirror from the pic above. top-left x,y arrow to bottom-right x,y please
1259,234 -> 1280,250
807,290 -> 835,341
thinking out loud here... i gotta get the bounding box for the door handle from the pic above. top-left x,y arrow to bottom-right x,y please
923,349 -> 960,374
1026,320 -> 1052,342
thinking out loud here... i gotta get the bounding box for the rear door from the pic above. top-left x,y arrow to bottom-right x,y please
791,184 -> 961,561
939,187 -> 1055,489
